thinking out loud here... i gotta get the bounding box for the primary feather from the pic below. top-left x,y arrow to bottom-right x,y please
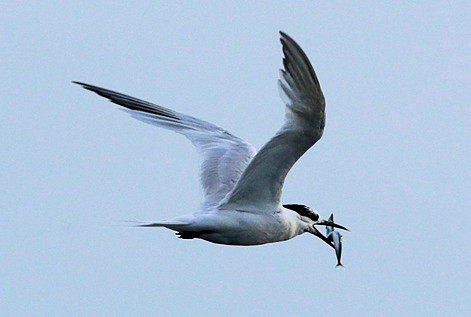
220,31 -> 325,211
73,81 -> 256,208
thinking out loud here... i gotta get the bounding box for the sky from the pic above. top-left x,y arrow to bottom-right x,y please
1,1 -> 470,316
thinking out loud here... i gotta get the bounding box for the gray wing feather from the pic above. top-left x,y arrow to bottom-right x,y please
220,32 -> 325,211
74,82 -> 256,208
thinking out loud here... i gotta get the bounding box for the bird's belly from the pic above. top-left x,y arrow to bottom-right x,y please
195,212 -> 295,246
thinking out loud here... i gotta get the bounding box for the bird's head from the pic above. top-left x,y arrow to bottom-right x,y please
283,204 -> 349,247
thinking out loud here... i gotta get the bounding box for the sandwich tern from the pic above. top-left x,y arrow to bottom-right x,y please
74,31 -> 349,248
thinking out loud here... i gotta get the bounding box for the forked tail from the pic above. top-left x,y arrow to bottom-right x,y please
125,220 -> 192,232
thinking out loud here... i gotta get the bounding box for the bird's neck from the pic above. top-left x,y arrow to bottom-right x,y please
280,208 -> 306,237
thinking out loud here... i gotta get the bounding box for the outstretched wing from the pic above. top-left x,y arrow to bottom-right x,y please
74,82 -> 256,208
220,31 -> 325,211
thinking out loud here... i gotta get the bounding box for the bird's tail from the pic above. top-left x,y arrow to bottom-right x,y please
336,263 -> 344,268
124,219 -> 192,231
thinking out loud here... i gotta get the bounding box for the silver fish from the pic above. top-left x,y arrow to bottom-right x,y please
326,214 -> 343,267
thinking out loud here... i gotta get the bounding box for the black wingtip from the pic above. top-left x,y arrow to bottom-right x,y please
72,81 -> 97,93
72,80 -> 86,87
279,31 -> 287,44
72,81 -> 98,92
279,31 -> 295,43
72,81 -> 110,99
73,81 -> 180,120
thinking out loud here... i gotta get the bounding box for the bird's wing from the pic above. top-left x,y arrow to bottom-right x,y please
219,31 -> 325,211
74,82 -> 256,208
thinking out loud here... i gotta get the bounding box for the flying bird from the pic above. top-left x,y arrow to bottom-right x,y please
74,31 -> 348,248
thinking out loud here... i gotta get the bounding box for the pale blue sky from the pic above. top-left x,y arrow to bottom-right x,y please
2,1 -> 470,316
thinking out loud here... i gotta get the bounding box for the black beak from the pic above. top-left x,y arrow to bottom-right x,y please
311,226 -> 335,249
315,220 -> 350,231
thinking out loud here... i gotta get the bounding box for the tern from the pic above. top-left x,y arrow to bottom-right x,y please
74,31 -> 349,248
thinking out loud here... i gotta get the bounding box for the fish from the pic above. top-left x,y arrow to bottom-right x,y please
326,213 -> 343,267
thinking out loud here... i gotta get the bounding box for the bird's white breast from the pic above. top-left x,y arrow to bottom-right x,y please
191,208 -> 302,246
